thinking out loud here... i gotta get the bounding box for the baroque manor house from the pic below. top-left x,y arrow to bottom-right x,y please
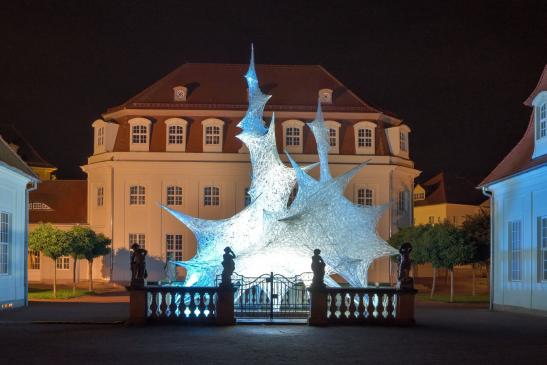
82,63 -> 419,284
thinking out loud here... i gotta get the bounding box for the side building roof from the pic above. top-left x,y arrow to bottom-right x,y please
0,135 -> 38,180
415,172 -> 486,207
480,64 -> 547,187
0,123 -> 56,169
29,180 -> 87,224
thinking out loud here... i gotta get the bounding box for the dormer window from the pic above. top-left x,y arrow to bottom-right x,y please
92,119 -> 119,155
97,127 -> 104,146
202,118 -> 224,153
539,103 -> 546,140
128,118 -> 152,152
319,88 -> 333,104
282,120 -> 305,154
400,131 -> 408,152
386,124 -> 411,158
324,120 -> 341,154
532,93 -> 547,158
165,118 -> 188,152
354,121 -> 376,155
173,86 -> 188,102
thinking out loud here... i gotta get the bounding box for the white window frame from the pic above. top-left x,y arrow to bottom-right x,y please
29,250 -> 40,270
354,121 -> 376,155
203,186 -> 220,207
166,234 -> 184,261
165,118 -> 188,152
56,256 -> 70,270
539,216 -> 547,282
29,202 -> 53,211
414,192 -> 425,200
202,118 -> 224,153
166,185 -> 183,206
400,130 -> 408,152
509,220 -> 522,282
97,186 -> 104,207
129,233 -> 146,249
128,118 -> 152,152
97,126 -> 104,146
129,185 -> 146,206
324,120 -> 341,154
397,190 -> 409,215
0,212 -> 9,275
282,120 -> 305,154
356,187 -> 374,206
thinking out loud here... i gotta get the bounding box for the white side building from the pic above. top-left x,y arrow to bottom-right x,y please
0,136 -> 39,310
480,65 -> 547,314
82,63 -> 420,284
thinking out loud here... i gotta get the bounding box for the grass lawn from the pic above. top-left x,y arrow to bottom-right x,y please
416,292 -> 489,303
28,287 -> 94,300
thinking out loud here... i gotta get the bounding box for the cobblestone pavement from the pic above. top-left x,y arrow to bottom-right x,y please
0,302 -> 545,365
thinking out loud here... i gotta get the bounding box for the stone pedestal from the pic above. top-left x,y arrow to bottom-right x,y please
216,286 -> 236,325
308,288 -> 328,326
127,287 -> 147,325
396,289 -> 417,325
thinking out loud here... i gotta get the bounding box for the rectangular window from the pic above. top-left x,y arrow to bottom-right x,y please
129,233 -> 146,249
328,128 -> 337,147
132,125 -> 147,144
97,127 -> 104,146
204,186 -> 220,206
400,131 -> 407,152
205,126 -> 221,145
358,128 -> 372,148
129,185 -> 146,205
357,188 -> 373,206
509,220 -> 522,281
56,256 -> 70,270
540,104 -> 546,139
0,212 -> 8,274
167,186 -> 183,206
97,186 -> 104,207
413,192 -> 425,200
168,125 -> 184,145
428,216 -> 435,224
285,127 -> 300,146
166,234 -> 184,261
244,187 -> 252,207
29,250 -> 40,270
540,217 -> 547,281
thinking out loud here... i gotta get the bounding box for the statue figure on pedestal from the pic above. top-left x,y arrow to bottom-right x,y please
397,242 -> 414,290
311,249 -> 326,289
221,247 -> 236,288
130,243 -> 148,287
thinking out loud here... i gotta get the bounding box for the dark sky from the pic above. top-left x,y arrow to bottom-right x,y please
2,1 -> 546,182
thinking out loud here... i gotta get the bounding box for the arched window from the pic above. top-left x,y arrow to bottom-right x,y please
324,120 -> 341,154
165,118 -> 188,152
128,118 -> 152,152
282,120 -> 305,154
202,119 -> 224,152
539,103 -> 546,140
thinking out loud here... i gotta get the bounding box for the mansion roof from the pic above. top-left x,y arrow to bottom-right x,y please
108,63 -> 388,114
416,172 -> 485,206
29,180 -> 87,224
480,64 -> 547,187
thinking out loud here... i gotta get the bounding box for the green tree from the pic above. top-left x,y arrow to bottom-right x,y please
83,233 -> 111,292
28,223 -> 71,297
461,210 -> 490,295
389,224 -> 433,284
425,222 -> 475,302
67,226 -> 95,294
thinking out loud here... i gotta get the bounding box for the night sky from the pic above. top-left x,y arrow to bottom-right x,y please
2,1 -> 546,182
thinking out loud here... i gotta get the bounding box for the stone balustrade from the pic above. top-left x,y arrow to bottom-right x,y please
309,286 -> 417,326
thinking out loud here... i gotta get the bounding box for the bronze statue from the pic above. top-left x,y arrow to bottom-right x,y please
311,249 -> 326,289
397,242 -> 414,289
130,243 -> 148,287
221,246 -> 236,288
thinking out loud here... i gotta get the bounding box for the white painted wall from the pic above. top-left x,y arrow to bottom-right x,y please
0,165 -> 33,309
487,166 -> 547,313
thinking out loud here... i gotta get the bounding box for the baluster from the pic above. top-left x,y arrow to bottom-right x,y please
376,293 -> 384,320
208,290 -> 216,319
357,293 -> 365,319
159,291 -> 168,319
328,292 -> 337,320
188,290 -> 197,319
335,292 -> 344,319
348,292 -> 356,320
149,289 -> 159,319
198,291 -> 206,319
366,293 -> 375,319
385,293 -> 395,320
168,291 -> 176,318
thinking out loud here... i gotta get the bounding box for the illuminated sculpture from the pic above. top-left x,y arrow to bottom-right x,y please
163,47 -> 398,287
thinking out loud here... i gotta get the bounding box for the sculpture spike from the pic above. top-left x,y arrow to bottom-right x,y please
307,99 -> 332,182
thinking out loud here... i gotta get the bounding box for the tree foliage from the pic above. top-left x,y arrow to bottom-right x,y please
29,223 -> 71,260
461,210 -> 490,264
389,224 -> 433,265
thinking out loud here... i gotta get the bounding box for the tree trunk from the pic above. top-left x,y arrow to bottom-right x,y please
72,257 -> 77,294
449,269 -> 454,303
472,265 -> 476,297
430,267 -> 437,298
88,259 -> 93,292
53,265 -> 57,298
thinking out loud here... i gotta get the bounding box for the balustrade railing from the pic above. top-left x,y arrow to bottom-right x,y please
145,286 -> 218,323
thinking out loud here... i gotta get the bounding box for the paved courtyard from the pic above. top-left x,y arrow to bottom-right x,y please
0,301 -> 545,364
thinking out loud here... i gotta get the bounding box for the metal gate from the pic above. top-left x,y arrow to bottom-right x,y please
229,272 -> 312,319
